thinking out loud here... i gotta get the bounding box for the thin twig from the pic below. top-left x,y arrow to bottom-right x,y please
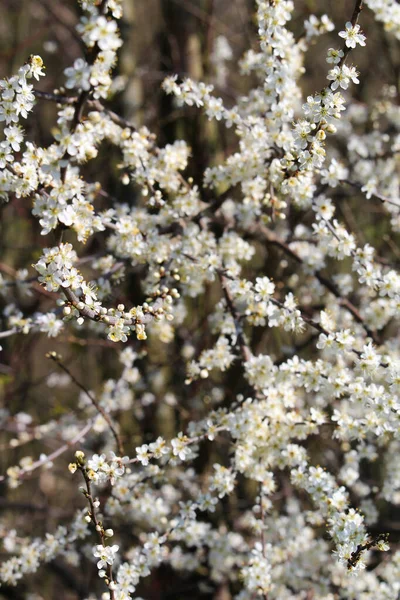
219,272 -> 252,364
78,465 -> 116,600
251,223 -> 380,344
339,0 -> 364,67
47,352 -> 124,455
345,179 -> 400,209
0,328 -> 18,340
0,420 -> 93,484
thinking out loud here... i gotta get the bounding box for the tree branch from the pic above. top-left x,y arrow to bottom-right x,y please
47,352 -> 124,456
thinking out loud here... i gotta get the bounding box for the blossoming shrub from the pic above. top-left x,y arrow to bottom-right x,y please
1,0 -> 400,598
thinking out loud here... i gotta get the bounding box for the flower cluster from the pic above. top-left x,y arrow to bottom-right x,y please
2,0 -> 400,598
0,511 -> 89,586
